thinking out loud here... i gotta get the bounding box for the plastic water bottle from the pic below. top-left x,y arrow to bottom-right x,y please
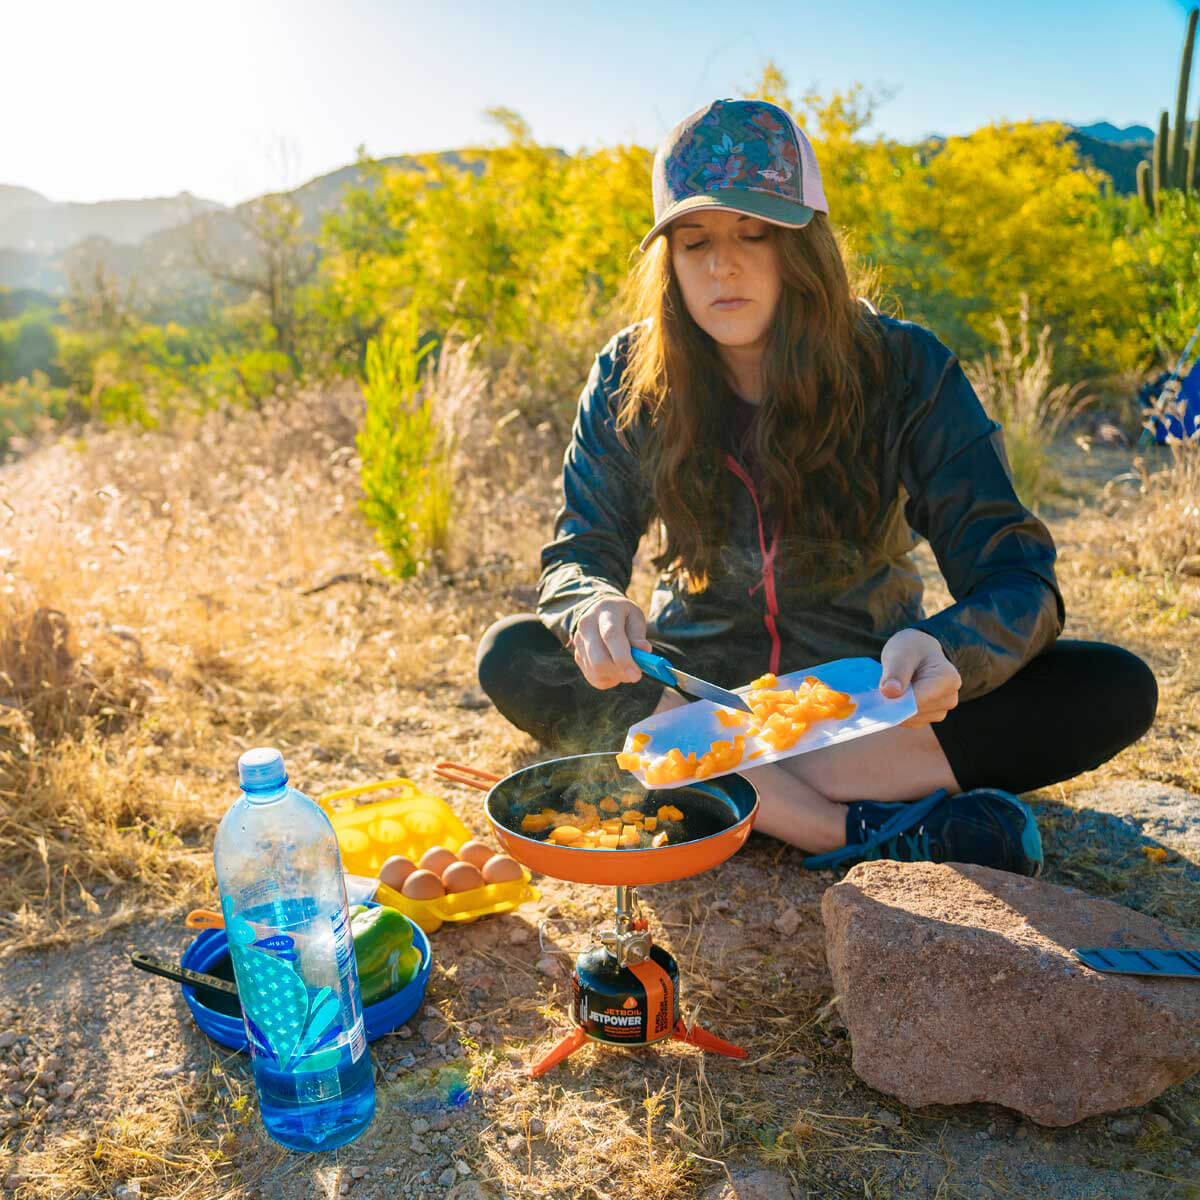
214,748 -> 375,1151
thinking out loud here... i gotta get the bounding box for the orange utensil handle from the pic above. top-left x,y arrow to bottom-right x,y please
185,908 -> 225,930
434,762 -> 501,792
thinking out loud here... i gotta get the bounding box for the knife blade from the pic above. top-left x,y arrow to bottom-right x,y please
630,648 -> 753,713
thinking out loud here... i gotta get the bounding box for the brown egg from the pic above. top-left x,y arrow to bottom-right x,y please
457,839 -> 494,870
441,861 -> 485,893
377,855 -> 416,891
418,845 -> 458,876
401,869 -> 445,900
480,853 -> 523,884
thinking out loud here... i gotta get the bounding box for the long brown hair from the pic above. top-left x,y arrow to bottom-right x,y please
616,213 -> 889,592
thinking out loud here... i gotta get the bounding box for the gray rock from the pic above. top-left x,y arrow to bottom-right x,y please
0,1033 -> 17,1050
438,1167 -> 457,1188
505,1132 -> 524,1152
528,1117 -> 545,1136
535,956 -> 560,977
396,1025 -> 413,1039
1110,1115 -> 1142,1137
57,1081 -> 76,1100
455,1160 -> 471,1176
873,1109 -> 901,1128
823,861 -> 1200,1125
773,906 -> 802,936
1066,780 -> 1200,855
429,1111 -> 452,1132
350,1166 -> 369,1179
411,1117 -> 430,1135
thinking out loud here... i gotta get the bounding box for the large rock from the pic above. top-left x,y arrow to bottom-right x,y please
822,861 -> 1200,1126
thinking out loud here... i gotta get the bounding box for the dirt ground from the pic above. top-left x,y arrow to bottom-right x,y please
0,419 -> 1197,1200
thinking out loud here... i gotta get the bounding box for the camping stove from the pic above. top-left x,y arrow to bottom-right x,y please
530,885 -> 746,1077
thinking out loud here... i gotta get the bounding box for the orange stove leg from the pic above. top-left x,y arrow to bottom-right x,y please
529,1027 -> 589,1078
672,1019 -> 747,1059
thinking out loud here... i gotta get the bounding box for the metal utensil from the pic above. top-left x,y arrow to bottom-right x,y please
630,648 -> 752,713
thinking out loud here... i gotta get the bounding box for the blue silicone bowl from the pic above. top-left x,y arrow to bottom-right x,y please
180,914 -> 432,1052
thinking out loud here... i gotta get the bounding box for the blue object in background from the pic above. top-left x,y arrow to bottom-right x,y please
213,747 -> 375,1152
1140,359 -> 1200,444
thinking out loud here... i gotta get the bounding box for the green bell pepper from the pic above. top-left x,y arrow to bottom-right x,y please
349,903 -> 421,1006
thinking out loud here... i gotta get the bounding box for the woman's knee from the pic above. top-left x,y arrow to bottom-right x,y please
476,613 -> 559,694
1099,643 -> 1158,747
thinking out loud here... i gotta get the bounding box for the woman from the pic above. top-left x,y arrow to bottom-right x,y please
477,98 -> 1157,875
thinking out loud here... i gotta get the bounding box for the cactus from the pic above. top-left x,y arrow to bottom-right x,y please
1190,104 -> 1200,190
1171,7 -> 1198,187
1140,6 -> 1199,212
1137,160 -> 1156,216
1155,110 -> 1170,196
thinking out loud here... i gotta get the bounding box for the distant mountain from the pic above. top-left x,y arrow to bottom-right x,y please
0,190 -> 226,255
0,185 -> 53,226
1074,121 -> 1155,145
1066,130 -> 1152,193
0,152 -> 487,301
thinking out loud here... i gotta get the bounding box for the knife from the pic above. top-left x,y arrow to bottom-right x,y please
630,648 -> 753,713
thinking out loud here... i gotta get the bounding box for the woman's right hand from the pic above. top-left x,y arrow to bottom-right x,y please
570,598 -> 653,689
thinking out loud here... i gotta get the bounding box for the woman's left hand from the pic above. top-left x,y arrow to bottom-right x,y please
878,628 -> 961,727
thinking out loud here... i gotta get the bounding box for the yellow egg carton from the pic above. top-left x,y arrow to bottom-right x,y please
319,777 -> 539,934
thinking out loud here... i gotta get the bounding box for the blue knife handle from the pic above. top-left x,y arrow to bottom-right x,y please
630,647 -> 678,687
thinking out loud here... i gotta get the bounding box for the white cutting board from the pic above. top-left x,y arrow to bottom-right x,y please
623,657 -> 917,789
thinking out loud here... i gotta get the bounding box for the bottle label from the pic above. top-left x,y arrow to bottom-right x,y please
222,895 -> 358,1073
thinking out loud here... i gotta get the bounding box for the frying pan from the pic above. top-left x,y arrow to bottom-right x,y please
435,753 -> 758,886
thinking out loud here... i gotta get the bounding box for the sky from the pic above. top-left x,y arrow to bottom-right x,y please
3,0 -> 1190,207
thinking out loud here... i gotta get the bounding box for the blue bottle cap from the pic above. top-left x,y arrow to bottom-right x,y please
238,747 -> 288,792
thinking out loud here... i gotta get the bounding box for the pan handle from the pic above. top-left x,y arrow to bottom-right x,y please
185,908 -> 225,930
434,761 -> 501,792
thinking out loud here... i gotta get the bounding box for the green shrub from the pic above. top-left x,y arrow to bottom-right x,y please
0,310 -> 63,385
356,307 -> 451,577
0,372 -> 72,453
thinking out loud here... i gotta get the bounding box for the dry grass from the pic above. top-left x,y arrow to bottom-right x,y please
963,297 -> 1095,507
0,381 -> 558,955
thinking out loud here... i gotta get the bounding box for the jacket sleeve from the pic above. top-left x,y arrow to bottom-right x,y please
537,333 -> 655,646
894,325 -> 1065,701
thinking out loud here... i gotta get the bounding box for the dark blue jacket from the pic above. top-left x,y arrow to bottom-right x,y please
537,313 -> 1064,701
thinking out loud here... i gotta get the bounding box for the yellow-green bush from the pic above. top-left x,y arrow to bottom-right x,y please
356,307 -> 450,577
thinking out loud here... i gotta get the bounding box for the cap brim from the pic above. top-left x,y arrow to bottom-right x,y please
639,189 -> 815,253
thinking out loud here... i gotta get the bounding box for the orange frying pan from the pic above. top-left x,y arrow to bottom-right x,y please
435,753 -> 758,887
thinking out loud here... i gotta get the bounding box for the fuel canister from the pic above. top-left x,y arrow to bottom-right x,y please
571,944 -> 680,1045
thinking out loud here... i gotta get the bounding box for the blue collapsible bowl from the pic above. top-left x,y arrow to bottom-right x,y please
179,914 -> 432,1052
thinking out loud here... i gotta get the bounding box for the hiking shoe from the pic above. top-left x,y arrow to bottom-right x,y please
802,788 -> 1043,877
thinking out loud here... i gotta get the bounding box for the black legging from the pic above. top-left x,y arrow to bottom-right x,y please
475,614 -> 1158,795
